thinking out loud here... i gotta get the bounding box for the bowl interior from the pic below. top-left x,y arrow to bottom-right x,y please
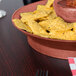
12,0 -> 76,42
12,0 -> 76,43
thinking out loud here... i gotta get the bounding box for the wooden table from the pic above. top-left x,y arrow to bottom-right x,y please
0,0 -> 72,76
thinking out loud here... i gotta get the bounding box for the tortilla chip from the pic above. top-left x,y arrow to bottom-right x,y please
13,19 -> 32,33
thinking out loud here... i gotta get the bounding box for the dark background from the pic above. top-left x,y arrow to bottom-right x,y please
23,0 -> 40,5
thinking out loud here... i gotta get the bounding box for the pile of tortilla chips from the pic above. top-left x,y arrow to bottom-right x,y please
13,0 -> 76,40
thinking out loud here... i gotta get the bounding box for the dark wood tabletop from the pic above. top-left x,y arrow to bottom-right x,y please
0,0 -> 72,76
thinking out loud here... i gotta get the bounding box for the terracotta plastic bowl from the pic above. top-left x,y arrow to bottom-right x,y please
12,0 -> 76,59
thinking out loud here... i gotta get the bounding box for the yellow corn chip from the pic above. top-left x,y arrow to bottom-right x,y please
39,17 -> 73,31
13,0 -> 76,40
73,23 -> 76,32
25,20 -> 49,36
46,0 -> 54,8
13,19 -> 32,33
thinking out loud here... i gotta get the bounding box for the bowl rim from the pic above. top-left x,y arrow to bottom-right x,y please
12,1 -> 76,43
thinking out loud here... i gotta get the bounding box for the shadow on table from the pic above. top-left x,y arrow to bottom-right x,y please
28,45 -> 72,76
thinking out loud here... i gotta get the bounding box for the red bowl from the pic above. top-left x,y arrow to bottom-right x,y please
12,0 -> 76,59
53,0 -> 76,23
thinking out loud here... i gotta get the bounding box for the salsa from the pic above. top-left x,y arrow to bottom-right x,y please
66,0 -> 76,7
